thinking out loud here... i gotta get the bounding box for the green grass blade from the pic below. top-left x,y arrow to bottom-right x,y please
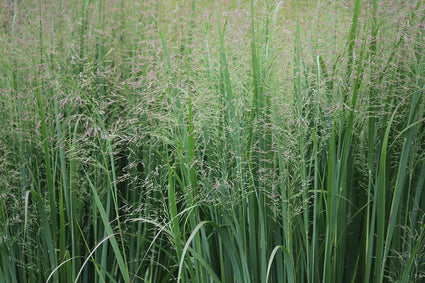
86,173 -> 129,281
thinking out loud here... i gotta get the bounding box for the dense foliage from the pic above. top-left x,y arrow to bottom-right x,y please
1,0 -> 424,282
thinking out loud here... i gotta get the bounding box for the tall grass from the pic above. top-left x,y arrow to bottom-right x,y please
0,0 -> 424,282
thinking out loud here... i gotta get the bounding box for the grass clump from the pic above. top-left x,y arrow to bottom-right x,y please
0,0 -> 424,282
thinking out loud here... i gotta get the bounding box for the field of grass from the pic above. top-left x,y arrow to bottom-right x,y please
0,0 -> 424,282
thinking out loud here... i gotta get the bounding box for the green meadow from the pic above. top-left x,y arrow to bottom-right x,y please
1,0 -> 424,282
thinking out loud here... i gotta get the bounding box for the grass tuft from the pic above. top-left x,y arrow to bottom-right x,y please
0,0 -> 424,282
